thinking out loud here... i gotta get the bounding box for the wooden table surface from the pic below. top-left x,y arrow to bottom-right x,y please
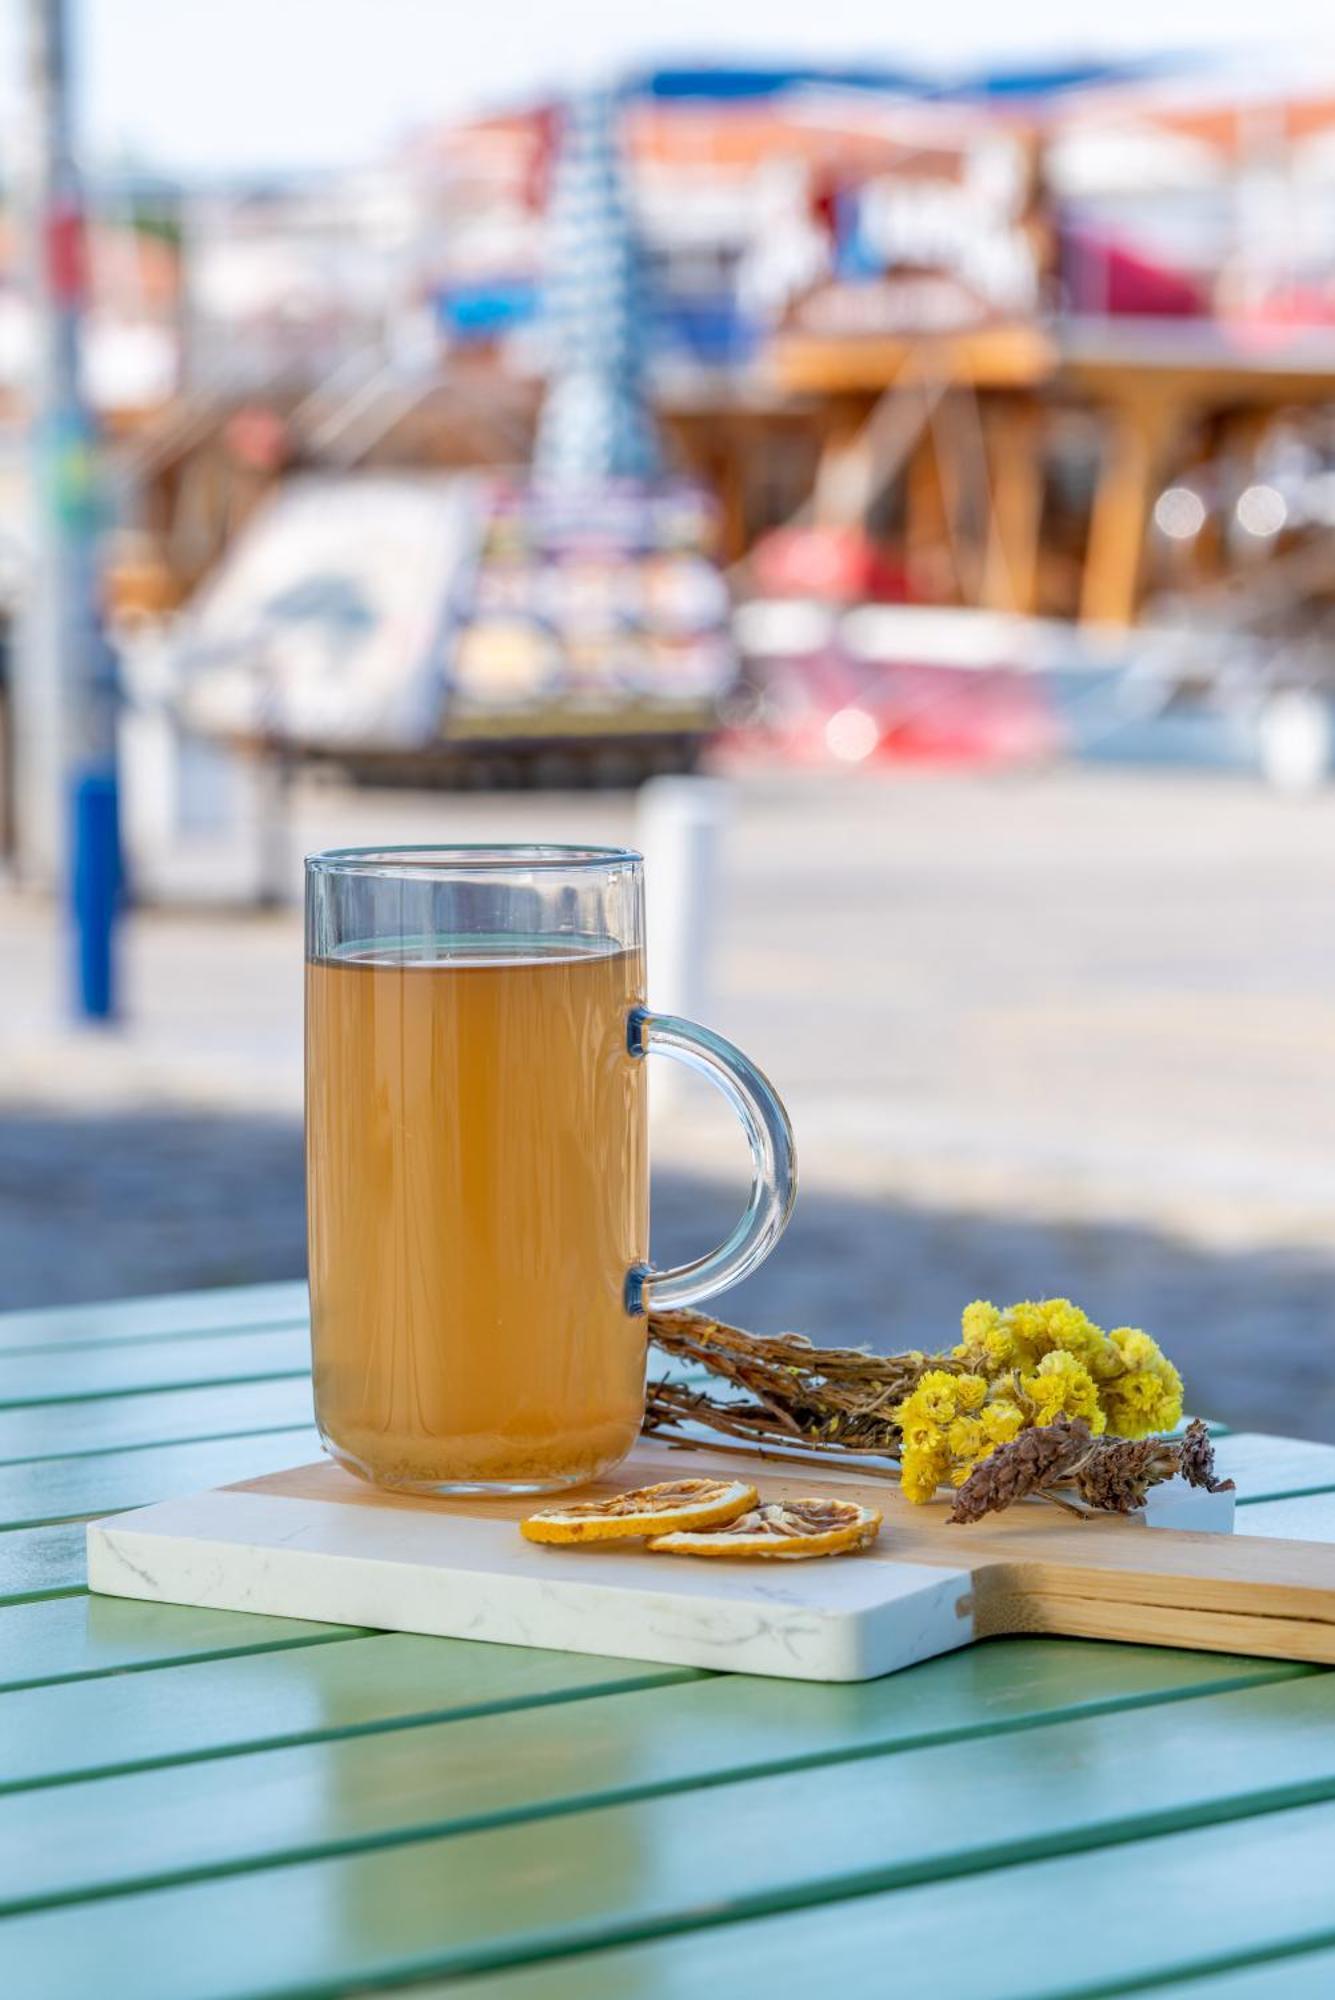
4,1282 -> 1335,1999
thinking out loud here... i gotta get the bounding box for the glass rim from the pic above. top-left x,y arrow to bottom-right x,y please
305,842 -> 642,877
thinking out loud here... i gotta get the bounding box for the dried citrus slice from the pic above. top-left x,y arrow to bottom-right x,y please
520,1477 -> 758,1545
648,1496 -> 882,1561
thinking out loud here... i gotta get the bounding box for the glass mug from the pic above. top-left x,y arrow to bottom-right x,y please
305,844 -> 796,1495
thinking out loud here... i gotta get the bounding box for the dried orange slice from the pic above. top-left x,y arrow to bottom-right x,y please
648,1496 -> 882,1561
520,1477 -> 758,1545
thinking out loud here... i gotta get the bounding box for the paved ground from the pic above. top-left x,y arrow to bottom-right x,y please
5,763 -> 1335,1437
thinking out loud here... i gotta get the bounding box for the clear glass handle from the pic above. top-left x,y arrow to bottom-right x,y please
627,1005 -> 796,1314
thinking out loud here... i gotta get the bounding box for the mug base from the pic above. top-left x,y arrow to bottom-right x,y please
318,1431 -> 633,1500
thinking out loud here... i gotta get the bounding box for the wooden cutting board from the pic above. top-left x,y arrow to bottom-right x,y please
85,1438 -> 1335,1684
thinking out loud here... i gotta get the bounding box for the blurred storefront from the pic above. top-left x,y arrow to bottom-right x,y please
0,59 -> 1326,608
138,60 -> 1335,630
6,52 -> 1335,830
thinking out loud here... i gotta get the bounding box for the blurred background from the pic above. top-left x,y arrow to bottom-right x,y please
4,1 -> 1335,1437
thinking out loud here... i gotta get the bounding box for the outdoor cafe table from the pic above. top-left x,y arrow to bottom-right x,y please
5,1284 -> 1335,1997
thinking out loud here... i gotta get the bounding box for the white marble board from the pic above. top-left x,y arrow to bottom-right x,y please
85,1441 -> 1252,1684
86,1474 -> 971,1684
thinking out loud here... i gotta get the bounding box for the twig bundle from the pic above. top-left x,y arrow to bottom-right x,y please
646,1308 -> 948,1459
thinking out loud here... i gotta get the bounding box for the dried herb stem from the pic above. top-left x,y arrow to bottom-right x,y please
646,1308 -> 947,1460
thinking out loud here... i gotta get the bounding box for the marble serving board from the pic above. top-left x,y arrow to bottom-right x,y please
87,1438 -> 1335,1686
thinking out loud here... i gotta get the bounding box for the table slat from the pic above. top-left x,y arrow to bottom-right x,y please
0,1593 -> 364,1695
0,1426 -> 320,1530
0,1632 -> 1288,1796
0,1643 -> 1315,1914
0,1525 -> 86,1605
0,1329 -> 311,1407
398,1949 -> 1335,2000
1239,1494 -> 1335,1543
0,1638 -> 702,1792
1135,1949 -> 1335,1997
418,1803 -> 1335,2000
0,1285 -> 308,1351
0,1378 -> 314,1464
1219,1434 -> 1335,1503
8,1709 -> 1335,2000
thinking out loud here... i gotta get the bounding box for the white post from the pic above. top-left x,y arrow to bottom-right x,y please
1258,690 -> 1333,795
637,775 -> 728,1107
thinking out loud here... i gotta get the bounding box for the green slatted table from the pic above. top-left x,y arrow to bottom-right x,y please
5,1284 -> 1335,1999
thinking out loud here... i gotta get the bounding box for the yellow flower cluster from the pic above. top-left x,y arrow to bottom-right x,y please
896,1369 -> 1022,1503
893,1298 -> 1184,1505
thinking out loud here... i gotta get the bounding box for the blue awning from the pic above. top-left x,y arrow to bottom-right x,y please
627,55 -> 1190,106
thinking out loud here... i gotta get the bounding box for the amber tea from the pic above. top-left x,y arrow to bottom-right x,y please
307,940 -> 648,1492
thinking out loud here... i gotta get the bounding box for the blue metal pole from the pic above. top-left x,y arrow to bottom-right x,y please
70,765 -> 119,1017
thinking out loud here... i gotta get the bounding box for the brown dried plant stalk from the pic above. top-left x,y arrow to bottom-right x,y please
646,1307 -> 952,1460
949,1416 -> 1233,1523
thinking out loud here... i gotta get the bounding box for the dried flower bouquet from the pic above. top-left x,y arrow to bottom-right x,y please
645,1297 -> 1232,1521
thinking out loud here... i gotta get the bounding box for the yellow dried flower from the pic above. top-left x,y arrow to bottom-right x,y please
945,1395 -> 1031,1485
896,1368 -> 970,1435
1029,1378 -> 1103,1434
954,1300 -> 1021,1374
954,1374 -> 988,1414
901,1416 -> 941,1450
1102,1326 -> 1183,1438
1111,1328 -> 1162,1371
1004,1301 -> 1050,1364
954,1297 -> 1120,1382
913,1370 -> 963,1426
947,1415 -> 986,1461
895,1368 -> 998,1500
900,1439 -> 950,1504
1042,1304 -> 1121,1381
960,1300 -> 1001,1345
1023,1350 -> 1106,1434
981,1400 -> 1025,1447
